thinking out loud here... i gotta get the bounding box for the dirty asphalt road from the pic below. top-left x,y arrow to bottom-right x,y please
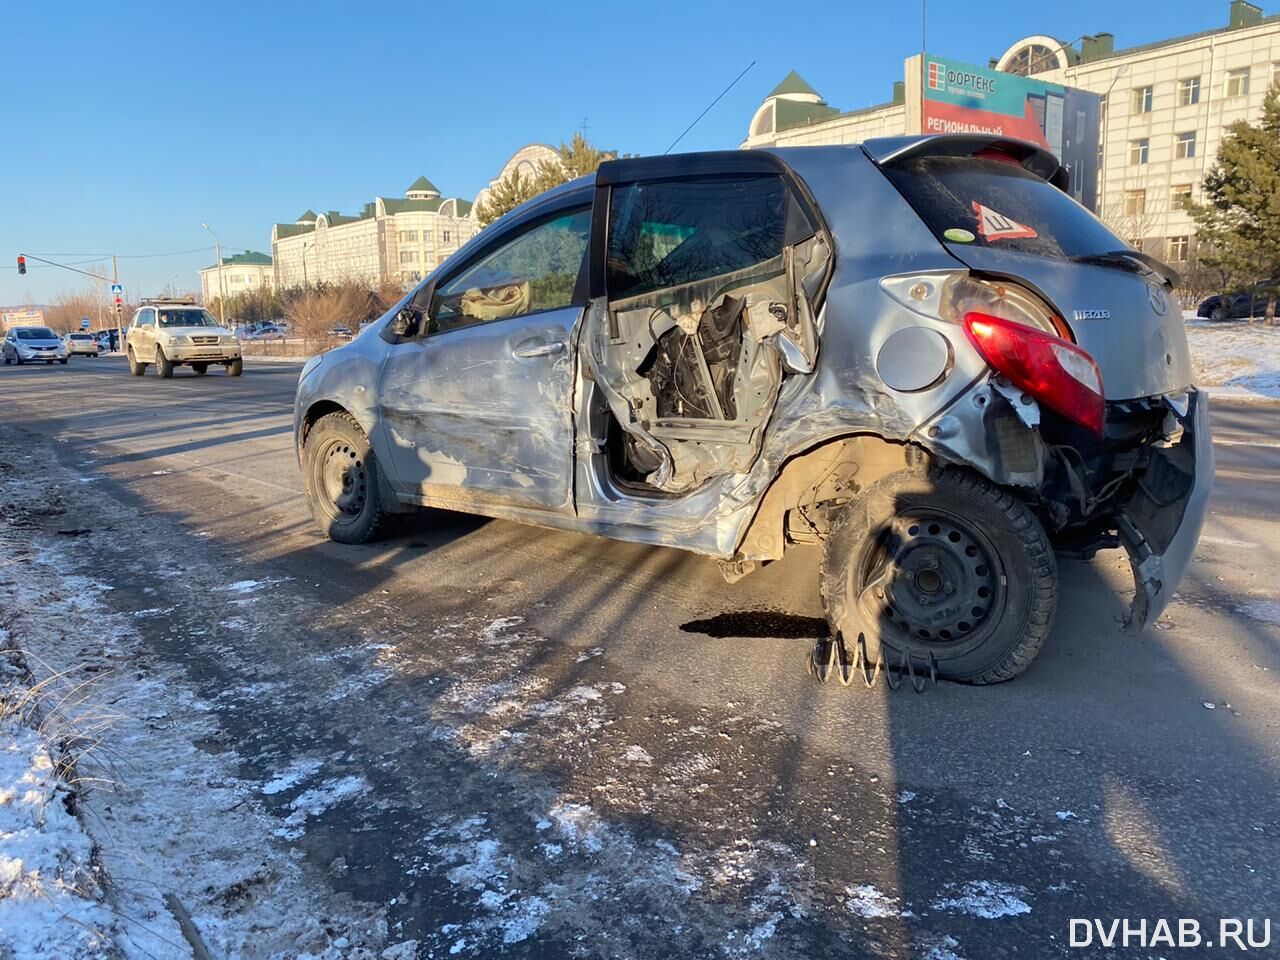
2,356 -> 1278,959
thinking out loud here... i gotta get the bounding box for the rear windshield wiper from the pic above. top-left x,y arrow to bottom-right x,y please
1069,250 -> 1180,289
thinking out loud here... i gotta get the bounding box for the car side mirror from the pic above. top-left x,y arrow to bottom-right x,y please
382,304 -> 423,344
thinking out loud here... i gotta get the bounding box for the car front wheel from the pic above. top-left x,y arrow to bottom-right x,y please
1209,305 -> 1224,322
821,466 -> 1057,684
302,412 -> 394,544
127,348 -> 145,376
227,358 -> 243,377
155,347 -> 174,378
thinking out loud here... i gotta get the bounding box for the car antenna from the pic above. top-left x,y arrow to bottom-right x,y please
664,60 -> 756,155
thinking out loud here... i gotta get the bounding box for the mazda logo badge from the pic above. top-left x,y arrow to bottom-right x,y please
1147,282 -> 1168,316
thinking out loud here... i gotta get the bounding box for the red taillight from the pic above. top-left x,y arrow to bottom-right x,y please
963,311 -> 1105,434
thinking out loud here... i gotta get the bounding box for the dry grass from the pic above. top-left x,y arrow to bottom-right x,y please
1,613 -> 124,797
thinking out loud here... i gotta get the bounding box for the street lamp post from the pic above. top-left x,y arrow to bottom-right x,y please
302,240 -> 312,289
201,222 -> 227,327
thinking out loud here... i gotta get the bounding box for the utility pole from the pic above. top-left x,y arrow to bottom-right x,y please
202,222 -> 227,327
113,254 -> 121,353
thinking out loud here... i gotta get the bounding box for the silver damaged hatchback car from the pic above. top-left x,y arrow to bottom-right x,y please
295,135 -> 1211,683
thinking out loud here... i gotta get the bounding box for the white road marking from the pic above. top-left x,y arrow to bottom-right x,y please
1213,436 -> 1280,449
1199,534 -> 1261,549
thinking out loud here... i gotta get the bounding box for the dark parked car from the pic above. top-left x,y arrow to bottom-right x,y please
1197,278 -> 1280,320
294,135 -> 1210,684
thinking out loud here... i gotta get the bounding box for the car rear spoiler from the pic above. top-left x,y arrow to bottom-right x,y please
860,135 -> 1069,194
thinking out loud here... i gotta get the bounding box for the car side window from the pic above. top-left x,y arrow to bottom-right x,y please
428,208 -> 591,335
605,175 -> 790,300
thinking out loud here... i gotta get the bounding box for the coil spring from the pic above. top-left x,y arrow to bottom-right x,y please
806,632 -> 937,692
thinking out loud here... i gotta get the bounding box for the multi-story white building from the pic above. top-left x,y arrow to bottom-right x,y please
271,176 -> 478,290
199,251 -> 274,305
742,0 -> 1280,265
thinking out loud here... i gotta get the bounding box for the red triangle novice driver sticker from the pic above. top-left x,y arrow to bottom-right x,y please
971,201 -> 1038,241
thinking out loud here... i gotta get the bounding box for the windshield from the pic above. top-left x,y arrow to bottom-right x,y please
881,156 -> 1125,260
158,309 -> 218,328
16,327 -> 58,340
69,333 -> 92,340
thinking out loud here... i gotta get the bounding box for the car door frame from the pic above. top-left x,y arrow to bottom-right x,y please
371,187 -> 596,517
570,151 -> 834,553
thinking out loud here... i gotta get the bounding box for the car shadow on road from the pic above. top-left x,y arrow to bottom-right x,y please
20,417 -> 1280,959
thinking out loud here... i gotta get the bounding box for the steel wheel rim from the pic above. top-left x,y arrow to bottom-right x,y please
853,507 -> 1006,652
317,439 -> 367,521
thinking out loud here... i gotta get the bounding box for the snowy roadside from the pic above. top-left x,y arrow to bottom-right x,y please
0,642 -> 117,960
0,439 -> 396,959
1184,316 -> 1280,402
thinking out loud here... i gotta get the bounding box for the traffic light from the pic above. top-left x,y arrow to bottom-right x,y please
16,255 -> 25,275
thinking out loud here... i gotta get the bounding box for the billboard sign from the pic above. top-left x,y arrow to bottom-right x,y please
921,54 -> 1102,210
1,308 -> 46,331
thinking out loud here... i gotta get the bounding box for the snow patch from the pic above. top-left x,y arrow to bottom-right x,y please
624,744 -> 653,765
261,756 -> 325,795
0,715 -> 117,959
844,883 -> 905,919
275,775 -> 370,839
1187,322 -> 1280,401
932,880 -> 1032,918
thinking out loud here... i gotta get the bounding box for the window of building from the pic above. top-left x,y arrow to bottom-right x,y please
1177,76 -> 1201,106
398,230 -> 418,242
1132,86 -> 1153,113
1175,131 -> 1197,159
399,250 -> 418,264
1167,236 -> 1190,262
1226,68 -> 1249,98
1124,190 -> 1146,217
442,230 -> 451,244
1129,139 -> 1149,165
428,209 -> 592,333
1172,183 -> 1193,207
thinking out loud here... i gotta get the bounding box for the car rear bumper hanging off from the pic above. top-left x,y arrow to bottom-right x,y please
1114,389 -> 1213,633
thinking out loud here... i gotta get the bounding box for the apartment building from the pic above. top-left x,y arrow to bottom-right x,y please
198,251 -> 274,305
271,176 -> 477,290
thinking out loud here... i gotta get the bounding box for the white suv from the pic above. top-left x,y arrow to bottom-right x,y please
125,300 -> 242,377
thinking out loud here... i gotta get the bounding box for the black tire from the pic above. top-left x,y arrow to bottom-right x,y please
1209,305 -> 1224,322
302,412 -> 394,543
58,358 -> 68,365
127,348 -> 145,376
155,347 -> 174,378
821,465 -> 1057,684
192,363 -> 208,375
227,358 -> 243,377
3,356 -> 9,365
46,360 -> 53,365
15,356 -> 23,366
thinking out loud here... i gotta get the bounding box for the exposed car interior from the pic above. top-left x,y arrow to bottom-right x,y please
582,174 -> 830,494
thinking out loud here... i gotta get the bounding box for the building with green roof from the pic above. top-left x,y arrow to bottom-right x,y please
271,174 -> 478,288
199,251 -> 275,305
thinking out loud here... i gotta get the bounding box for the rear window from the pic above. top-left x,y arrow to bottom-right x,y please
881,156 -> 1124,260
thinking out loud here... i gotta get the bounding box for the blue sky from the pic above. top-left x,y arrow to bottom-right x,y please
1,0 -> 1266,304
